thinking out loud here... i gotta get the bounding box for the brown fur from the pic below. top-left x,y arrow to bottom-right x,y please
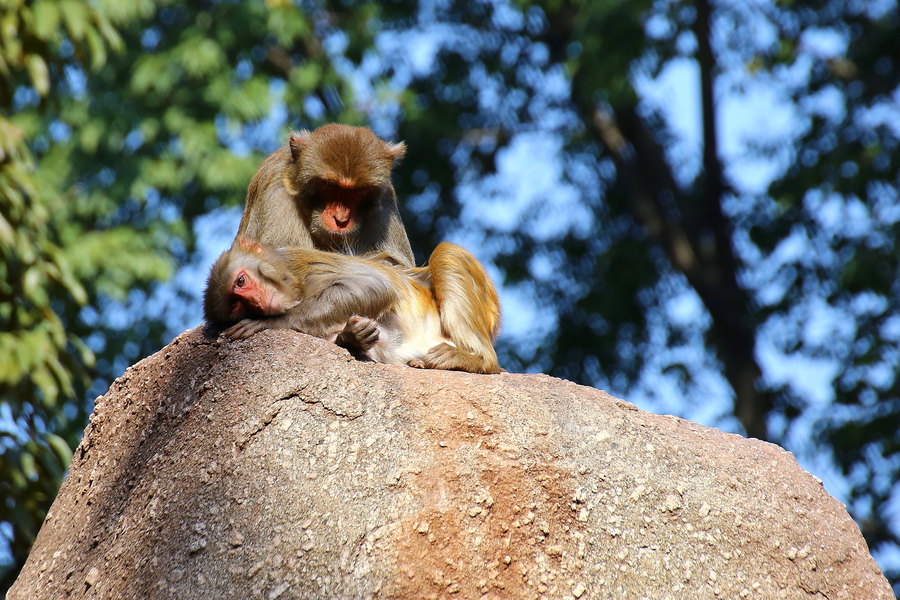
235,124 -> 415,267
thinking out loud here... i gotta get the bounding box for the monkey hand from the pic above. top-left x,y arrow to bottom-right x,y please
222,318 -> 271,340
335,315 -> 380,356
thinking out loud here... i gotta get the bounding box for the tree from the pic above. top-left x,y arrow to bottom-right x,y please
3,0 -> 898,594
0,0 -> 376,588
0,0 -> 162,588
373,0 -> 900,588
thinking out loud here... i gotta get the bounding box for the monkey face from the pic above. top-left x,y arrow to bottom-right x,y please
228,268 -> 272,318
224,253 -> 295,319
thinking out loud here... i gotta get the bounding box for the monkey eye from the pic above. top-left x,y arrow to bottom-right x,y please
236,274 -> 246,288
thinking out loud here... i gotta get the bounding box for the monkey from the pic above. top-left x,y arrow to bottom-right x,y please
203,237 -> 501,374
235,123 -> 415,268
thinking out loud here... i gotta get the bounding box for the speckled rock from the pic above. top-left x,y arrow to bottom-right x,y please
9,328 -> 893,599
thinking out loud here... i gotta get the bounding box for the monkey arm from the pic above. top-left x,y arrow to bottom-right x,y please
285,267 -> 399,337
224,309 -> 350,340
224,316 -> 293,340
224,259 -> 401,340
380,210 -> 416,268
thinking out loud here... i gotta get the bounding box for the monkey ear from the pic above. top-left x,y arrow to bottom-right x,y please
236,236 -> 265,256
288,130 -> 312,162
384,140 -> 406,164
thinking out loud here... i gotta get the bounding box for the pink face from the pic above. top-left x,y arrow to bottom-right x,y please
229,268 -> 275,318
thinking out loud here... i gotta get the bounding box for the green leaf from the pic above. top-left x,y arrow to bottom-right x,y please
70,336 -> 96,368
19,451 -> 38,481
22,267 -> 47,304
289,62 -> 322,94
30,1 -> 61,41
25,54 -> 50,95
45,434 -> 74,467
59,0 -> 89,41
131,55 -> 175,95
267,6 -> 310,45
84,26 -> 107,71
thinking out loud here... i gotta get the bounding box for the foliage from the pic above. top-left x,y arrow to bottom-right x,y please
372,0 -> 900,589
2,0 -> 898,594
0,0 -> 152,588
0,0 -> 374,588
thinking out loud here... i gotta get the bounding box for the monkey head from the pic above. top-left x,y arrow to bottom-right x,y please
204,237 -> 300,325
281,124 -> 406,240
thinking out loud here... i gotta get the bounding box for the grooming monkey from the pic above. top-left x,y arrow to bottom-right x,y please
204,237 -> 501,374
235,124 -> 415,268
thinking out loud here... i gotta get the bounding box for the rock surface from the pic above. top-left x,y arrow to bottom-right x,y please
9,327 -> 893,600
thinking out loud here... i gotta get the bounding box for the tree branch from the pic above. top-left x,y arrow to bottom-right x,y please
586,100 -> 770,438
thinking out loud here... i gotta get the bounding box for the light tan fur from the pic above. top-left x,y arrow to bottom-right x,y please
205,240 -> 501,374
409,242 -> 501,373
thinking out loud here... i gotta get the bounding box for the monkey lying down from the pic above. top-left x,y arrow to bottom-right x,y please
203,237 -> 502,374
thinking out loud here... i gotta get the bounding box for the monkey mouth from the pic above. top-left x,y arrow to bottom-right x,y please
322,198 -> 358,234
323,201 -> 358,233
330,215 -> 353,231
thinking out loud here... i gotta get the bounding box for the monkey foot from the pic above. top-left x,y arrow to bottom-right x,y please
422,343 -> 501,374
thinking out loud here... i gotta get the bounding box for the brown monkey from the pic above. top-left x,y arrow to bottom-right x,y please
203,238 -> 501,374
236,124 -> 415,268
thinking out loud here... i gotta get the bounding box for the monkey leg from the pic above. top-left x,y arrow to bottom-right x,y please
427,242 -> 502,374
335,315 -> 380,360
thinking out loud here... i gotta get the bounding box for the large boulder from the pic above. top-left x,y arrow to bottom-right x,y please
9,328 -> 893,599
